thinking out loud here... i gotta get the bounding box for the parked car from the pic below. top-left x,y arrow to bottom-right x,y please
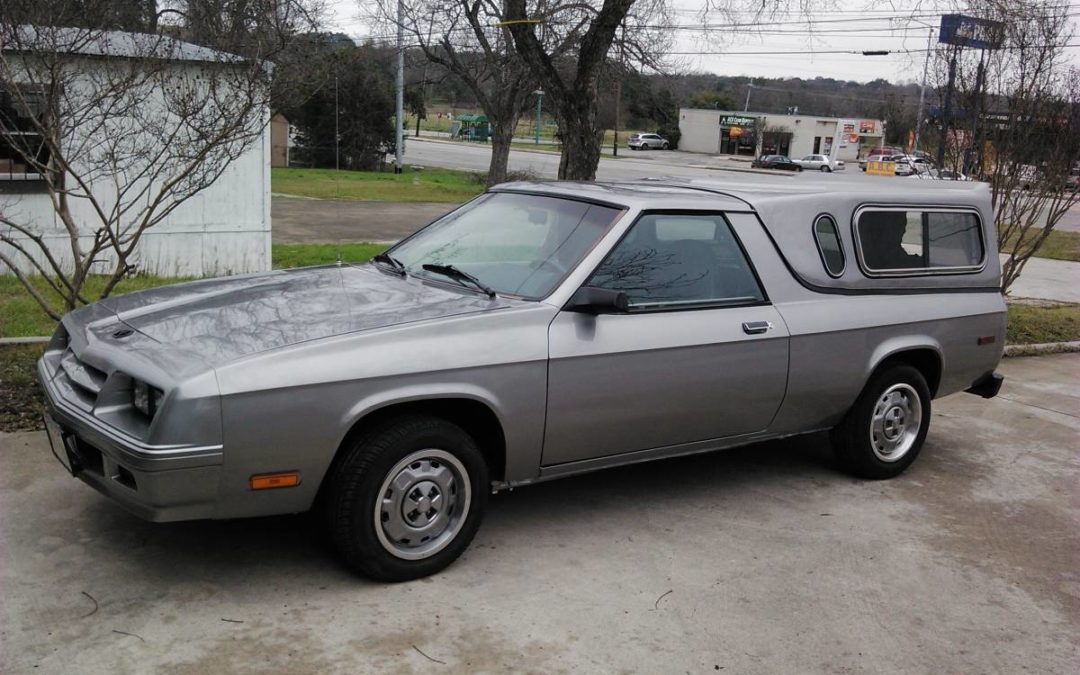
793,154 -> 845,172
911,168 -> 970,181
889,155 -> 933,177
751,154 -> 803,171
40,178 -> 1006,581
628,133 -> 669,150
859,147 -> 903,171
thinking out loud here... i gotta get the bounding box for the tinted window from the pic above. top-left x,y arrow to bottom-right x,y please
588,213 -> 765,309
392,193 -> 621,298
813,215 -> 845,277
856,209 -> 984,273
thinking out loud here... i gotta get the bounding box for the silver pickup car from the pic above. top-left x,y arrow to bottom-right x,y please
39,177 -> 1006,581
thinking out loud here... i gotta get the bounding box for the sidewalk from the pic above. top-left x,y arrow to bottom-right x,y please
1004,255 -> 1080,303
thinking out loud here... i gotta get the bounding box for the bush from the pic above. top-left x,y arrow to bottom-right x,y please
657,125 -> 681,150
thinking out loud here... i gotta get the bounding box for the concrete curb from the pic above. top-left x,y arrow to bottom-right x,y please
0,336 -> 50,345
1003,340 -> 1080,357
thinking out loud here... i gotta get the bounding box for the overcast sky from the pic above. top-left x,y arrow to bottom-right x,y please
327,1 -> 1079,85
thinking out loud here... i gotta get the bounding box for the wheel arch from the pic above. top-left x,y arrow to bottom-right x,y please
867,341 -> 944,398
319,392 -> 509,500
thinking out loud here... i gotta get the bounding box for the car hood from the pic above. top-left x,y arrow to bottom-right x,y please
98,264 -> 517,367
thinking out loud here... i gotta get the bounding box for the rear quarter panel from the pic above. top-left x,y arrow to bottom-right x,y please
725,211 -> 1006,436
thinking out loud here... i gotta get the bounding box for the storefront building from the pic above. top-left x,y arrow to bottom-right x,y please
678,108 -> 886,161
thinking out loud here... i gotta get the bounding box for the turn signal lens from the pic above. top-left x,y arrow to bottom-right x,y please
249,472 -> 300,490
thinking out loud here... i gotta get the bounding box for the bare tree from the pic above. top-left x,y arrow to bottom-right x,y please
371,0 -> 536,186
0,2 -> 319,320
504,0 -> 640,180
925,1 -> 1079,293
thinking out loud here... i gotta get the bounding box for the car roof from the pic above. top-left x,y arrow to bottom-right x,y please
491,175 -> 990,213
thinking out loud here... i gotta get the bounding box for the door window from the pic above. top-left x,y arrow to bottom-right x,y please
587,213 -> 766,309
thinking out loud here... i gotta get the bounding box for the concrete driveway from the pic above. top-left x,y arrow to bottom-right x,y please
2,354 -> 1077,674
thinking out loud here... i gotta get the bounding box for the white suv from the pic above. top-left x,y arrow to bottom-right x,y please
794,154 -> 845,172
628,133 -> 669,150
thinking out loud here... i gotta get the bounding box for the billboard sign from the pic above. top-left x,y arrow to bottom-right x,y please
939,14 -> 1005,50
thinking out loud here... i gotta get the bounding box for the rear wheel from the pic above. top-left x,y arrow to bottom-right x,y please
324,415 -> 488,581
831,364 -> 931,479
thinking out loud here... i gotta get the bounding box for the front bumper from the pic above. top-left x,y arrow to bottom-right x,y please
38,359 -> 223,522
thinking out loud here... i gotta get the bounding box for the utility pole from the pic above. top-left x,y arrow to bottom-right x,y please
744,82 -> 753,112
394,0 -> 404,174
534,89 -> 544,144
913,27 -> 933,152
334,74 -> 339,170
937,44 -> 960,170
613,20 -> 625,157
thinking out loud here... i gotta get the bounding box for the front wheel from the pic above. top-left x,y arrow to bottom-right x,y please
661,142 -> 669,150
820,165 -> 831,172
831,364 -> 931,479
323,415 -> 488,581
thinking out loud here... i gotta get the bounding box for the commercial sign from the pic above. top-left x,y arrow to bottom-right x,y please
939,14 -> 1005,50
720,114 -> 756,127
866,160 -> 896,177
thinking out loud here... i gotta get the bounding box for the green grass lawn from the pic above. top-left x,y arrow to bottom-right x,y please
1006,302 -> 1080,344
272,167 -> 484,203
0,244 -> 388,338
1001,228 -> 1080,262
270,242 -> 388,269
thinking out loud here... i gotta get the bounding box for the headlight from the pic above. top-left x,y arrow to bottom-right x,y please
132,380 -> 164,418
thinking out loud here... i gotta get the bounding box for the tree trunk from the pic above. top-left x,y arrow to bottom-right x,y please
555,100 -> 603,180
486,117 -> 517,186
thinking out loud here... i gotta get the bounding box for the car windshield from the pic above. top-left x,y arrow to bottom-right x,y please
388,192 -> 623,299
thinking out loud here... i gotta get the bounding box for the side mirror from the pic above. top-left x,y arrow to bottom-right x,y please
564,286 -> 629,314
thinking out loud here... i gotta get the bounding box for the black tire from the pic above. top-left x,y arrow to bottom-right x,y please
661,142 -> 669,150
820,166 -> 830,172
323,415 -> 488,581
641,144 -> 649,150
830,364 -> 931,480
796,166 -> 803,172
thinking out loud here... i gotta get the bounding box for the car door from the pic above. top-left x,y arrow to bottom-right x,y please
542,211 -> 790,466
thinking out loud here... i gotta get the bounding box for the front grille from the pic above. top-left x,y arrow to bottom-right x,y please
55,349 -> 108,410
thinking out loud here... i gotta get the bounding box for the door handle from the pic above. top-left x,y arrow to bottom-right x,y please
742,320 -> 773,335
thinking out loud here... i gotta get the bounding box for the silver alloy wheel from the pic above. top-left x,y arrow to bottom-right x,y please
374,449 -> 472,561
869,383 -> 923,462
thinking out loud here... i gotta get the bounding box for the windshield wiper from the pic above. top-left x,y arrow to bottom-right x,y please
421,263 -> 496,298
373,252 -> 407,277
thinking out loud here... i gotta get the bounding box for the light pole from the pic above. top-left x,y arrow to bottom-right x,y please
533,89 -> 544,145
913,27 -> 934,152
394,0 -> 404,174
743,82 -> 753,111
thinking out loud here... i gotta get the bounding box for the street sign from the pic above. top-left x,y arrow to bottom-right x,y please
939,14 -> 1005,50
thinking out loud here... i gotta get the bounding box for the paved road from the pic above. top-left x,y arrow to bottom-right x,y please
272,197 -> 453,244
2,353 -> 1077,673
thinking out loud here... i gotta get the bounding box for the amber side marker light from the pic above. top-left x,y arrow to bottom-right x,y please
250,472 -> 300,490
